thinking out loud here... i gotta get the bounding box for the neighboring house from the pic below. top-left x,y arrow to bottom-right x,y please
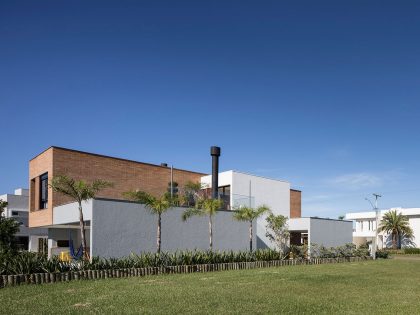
345,208 -> 420,248
28,146 -> 352,258
0,188 -> 47,252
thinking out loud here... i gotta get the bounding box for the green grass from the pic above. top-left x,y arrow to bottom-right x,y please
1,257 -> 419,314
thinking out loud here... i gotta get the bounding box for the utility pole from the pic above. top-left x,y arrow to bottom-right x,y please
170,165 -> 174,199
366,193 -> 382,260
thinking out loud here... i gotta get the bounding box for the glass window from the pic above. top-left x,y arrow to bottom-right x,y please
39,173 -> 48,209
12,211 -> 19,216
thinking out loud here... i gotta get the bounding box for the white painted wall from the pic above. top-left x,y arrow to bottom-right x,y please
289,217 -> 353,249
202,170 -> 291,249
91,199 -> 254,257
53,200 -> 93,225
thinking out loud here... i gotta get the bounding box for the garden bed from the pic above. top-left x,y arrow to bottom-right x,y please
0,256 -> 372,288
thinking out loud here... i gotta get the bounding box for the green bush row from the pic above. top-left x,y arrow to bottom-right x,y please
0,244 -> 371,276
382,248 -> 420,255
290,243 -> 370,259
1,249 -> 282,275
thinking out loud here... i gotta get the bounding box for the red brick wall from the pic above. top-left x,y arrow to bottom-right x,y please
29,147 -> 205,227
290,189 -> 301,218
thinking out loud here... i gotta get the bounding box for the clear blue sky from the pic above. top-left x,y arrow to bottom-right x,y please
1,1 -> 420,218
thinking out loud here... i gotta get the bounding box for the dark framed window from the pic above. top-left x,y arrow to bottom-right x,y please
218,185 -> 230,197
39,173 -> 48,209
57,240 -> 69,247
12,211 -> 19,216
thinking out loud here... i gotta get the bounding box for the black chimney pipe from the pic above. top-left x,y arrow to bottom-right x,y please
210,146 -> 221,199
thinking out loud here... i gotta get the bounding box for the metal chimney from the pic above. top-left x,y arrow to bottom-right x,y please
210,146 -> 221,199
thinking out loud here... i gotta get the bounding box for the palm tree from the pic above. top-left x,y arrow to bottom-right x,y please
182,198 -> 223,250
124,191 -> 171,253
378,210 -> 413,249
233,205 -> 270,251
49,175 -> 112,260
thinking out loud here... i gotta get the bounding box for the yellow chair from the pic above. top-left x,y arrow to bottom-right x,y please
59,251 -> 71,262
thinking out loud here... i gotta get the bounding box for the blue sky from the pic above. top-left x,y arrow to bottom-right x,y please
1,1 -> 420,218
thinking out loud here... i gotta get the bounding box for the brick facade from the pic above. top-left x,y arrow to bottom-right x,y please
29,147 -> 205,227
290,189 -> 301,218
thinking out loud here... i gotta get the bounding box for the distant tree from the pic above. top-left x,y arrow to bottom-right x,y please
124,191 -> 172,253
233,205 -> 271,251
50,175 -> 113,260
265,213 -> 289,257
182,198 -> 223,250
379,210 -> 413,249
338,215 -> 345,220
181,181 -> 204,207
0,200 -> 20,253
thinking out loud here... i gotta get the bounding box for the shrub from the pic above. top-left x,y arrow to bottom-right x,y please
403,248 -> 420,255
376,250 -> 389,259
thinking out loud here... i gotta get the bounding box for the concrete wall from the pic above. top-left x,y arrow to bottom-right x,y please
91,199 -> 255,258
201,171 -> 291,249
309,218 -> 353,248
409,216 -> 420,247
53,200 -> 93,224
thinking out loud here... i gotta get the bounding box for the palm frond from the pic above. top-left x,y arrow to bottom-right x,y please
123,190 -> 154,204
182,207 -> 204,221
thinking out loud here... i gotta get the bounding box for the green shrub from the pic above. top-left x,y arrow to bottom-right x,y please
376,250 -> 389,259
403,248 -> 420,254
0,244 -> 372,276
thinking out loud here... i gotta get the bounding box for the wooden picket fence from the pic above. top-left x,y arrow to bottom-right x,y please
0,256 -> 372,288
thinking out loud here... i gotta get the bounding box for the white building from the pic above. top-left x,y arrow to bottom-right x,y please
0,188 -> 47,252
201,170 -> 352,250
201,170 -> 292,248
345,207 -> 420,248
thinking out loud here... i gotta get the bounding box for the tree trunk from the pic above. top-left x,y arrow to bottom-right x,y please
209,215 -> 213,250
392,231 -> 397,250
78,203 -> 89,260
249,221 -> 253,252
157,214 -> 161,253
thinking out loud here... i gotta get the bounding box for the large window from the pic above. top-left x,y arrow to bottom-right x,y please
39,173 -> 48,209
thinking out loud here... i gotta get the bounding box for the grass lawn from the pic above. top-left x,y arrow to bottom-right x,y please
1,257 -> 419,314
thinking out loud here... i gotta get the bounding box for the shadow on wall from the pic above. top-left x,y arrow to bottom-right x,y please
257,236 -> 270,249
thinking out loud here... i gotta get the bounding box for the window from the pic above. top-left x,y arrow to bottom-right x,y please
218,185 -> 230,197
39,173 -> 48,209
57,240 -> 69,247
12,211 -> 19,216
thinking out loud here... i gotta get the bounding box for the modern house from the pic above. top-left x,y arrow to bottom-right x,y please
0,188 -> 47,252
345,207 -> 420,248
28,146 -> 352,258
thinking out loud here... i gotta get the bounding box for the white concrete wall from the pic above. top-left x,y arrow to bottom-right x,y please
409,217 -> 420,247
231,171 -> 290,249
201,170 -> 291,249
91,199 -> 255,258
309,218 -> 353,248
53,200 -> 93,225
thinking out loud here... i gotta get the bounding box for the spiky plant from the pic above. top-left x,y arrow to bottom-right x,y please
379,210 -> 413,249
233,205 -> 271,251
124,191 -> 171,253
182,198 -> 223,250
49,175 -> 113,260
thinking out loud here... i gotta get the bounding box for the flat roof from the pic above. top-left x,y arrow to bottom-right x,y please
290,217 -> 352,223
203,169 -> 291,184
30,146 -> 207,175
